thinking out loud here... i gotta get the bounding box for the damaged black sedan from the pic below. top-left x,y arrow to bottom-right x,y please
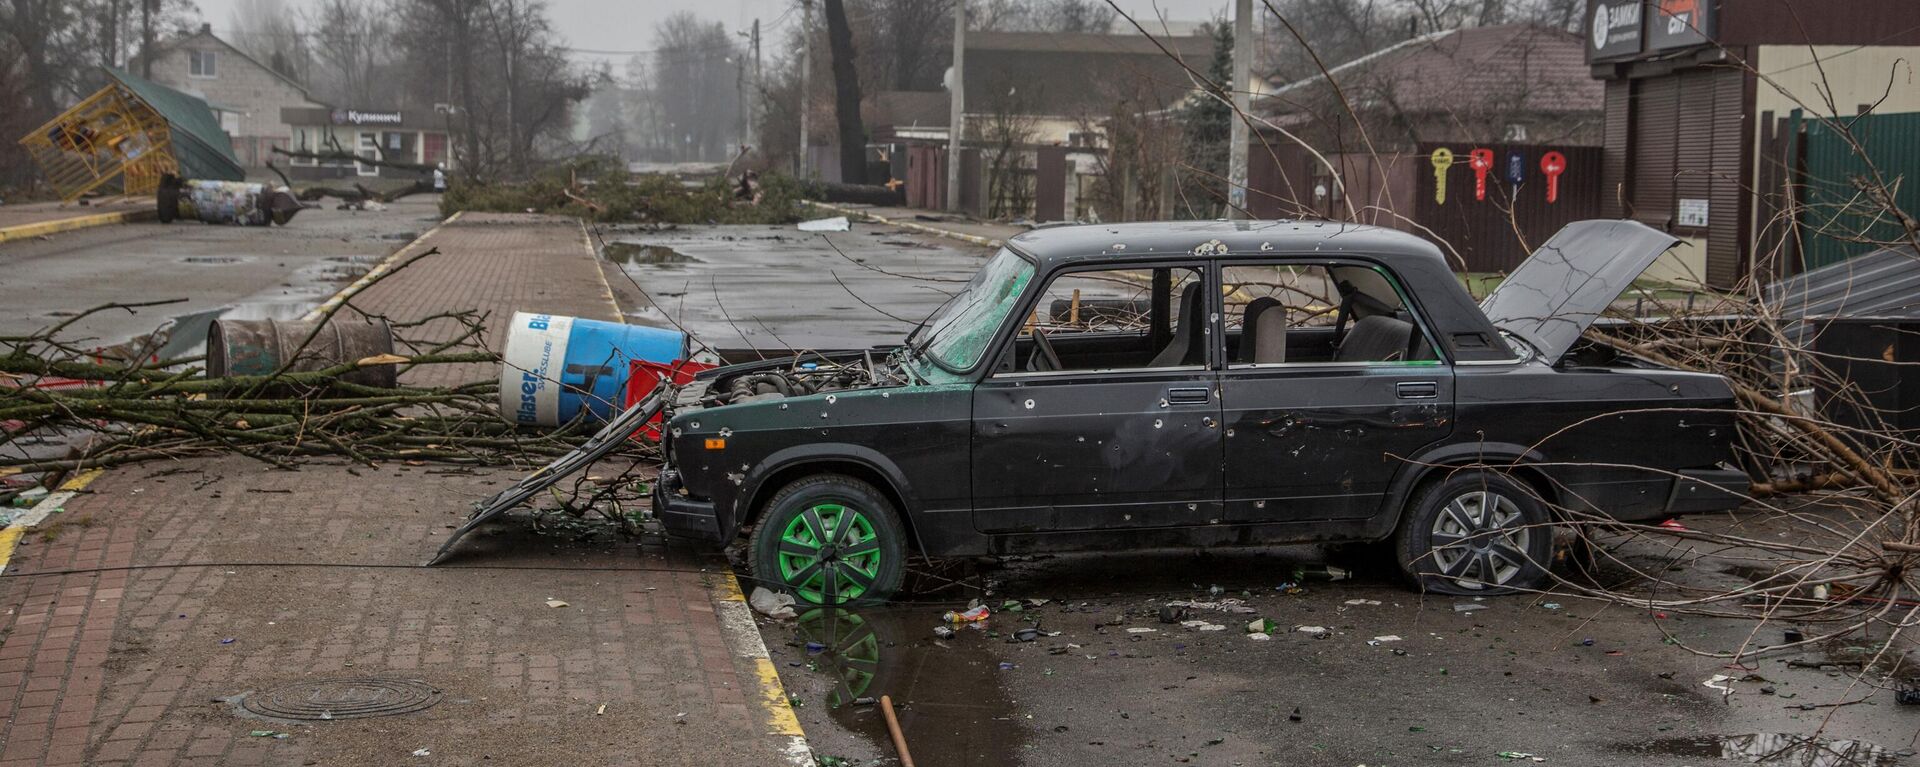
653,219 -> 1748,604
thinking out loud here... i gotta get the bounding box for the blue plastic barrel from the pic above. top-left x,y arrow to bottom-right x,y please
498,311 -> 686,426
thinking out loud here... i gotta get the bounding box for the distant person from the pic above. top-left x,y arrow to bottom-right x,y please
433,164 -> 447,192
734,170 -> 761,205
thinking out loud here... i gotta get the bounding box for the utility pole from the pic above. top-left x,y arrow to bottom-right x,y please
1227,0 -> 1252,218
797,0 -> 812,178
747,19 -> 761,156
945,0 -> 965,212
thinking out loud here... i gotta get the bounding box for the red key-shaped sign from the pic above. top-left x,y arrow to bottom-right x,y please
1468,148 -> 1494,201
1540,151 -> 1566,203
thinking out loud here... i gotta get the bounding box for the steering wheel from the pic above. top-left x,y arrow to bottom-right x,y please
1026,329 -> 1063,372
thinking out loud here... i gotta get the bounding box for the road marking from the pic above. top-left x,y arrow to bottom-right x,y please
300,210 -> 466,322
0,209 -> 156,245
710,575 -> 812,765
575,218 -> 627,323
0,468 -> 104,574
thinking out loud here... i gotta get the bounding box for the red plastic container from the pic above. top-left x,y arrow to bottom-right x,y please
623,359 -> 716,440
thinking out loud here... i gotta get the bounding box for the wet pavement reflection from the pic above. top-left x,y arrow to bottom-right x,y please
1632,732 -> 1899,766
776,605 -> 1024,766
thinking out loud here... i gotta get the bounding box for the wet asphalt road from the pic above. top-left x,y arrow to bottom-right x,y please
765,540 -> 1918,767
0,196 -> 441,348
593,222 -> 992,354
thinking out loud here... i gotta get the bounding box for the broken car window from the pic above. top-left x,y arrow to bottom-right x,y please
1010,266 -> 1205,372
917,248 -> 1035,371
1220,263 -> 1437,365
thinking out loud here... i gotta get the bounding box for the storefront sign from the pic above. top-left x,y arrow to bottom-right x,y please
1647,0 -> 1714,52
1587,0 -> 1643,61
330,109 -> 404,126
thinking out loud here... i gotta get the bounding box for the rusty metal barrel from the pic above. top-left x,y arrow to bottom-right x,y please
206,318 -> 398,389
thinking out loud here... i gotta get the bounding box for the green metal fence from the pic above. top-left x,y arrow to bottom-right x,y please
1799,110 -> 1920,269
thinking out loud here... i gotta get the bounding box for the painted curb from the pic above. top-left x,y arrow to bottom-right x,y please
805,200 -> 1007,248
711,575 -> 813,766
0,208 -> 156,245
0,469 -> 104,574
300,210 -> 464,322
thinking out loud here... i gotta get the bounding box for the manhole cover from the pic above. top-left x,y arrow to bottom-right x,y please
241,678 -> 441,721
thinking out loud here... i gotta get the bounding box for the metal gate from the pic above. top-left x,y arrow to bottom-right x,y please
1798,111 -> 1920,269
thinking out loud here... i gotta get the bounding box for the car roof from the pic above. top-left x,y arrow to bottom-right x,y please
1004,219 -> 1451,271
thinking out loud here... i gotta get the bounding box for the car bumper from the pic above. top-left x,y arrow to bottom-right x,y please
653,471 -> 726,545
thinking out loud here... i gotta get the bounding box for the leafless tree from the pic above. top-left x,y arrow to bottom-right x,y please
306,0 -> 392,106
646,12 -> 742,163
821,0 -> 867,183
227,0 -> 309,82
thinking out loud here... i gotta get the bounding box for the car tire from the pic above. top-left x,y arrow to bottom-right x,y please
1395,470 -> 1554,596
750,474 -> 907,606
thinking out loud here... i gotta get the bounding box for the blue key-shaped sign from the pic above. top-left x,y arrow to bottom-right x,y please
1504,150 -> 1526,186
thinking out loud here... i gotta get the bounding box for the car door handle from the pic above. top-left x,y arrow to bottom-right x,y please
1168,387 -> 1211,405
1395,381 -> 1439,399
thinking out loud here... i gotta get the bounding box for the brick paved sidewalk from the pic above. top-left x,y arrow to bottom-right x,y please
0,213 -> 803,766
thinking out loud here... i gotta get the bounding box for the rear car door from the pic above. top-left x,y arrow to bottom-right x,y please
1216,261 -> 1455,522
971,262 -> 1225,533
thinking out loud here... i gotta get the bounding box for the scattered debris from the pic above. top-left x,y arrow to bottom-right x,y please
797,216 -> 851,232
932,626 -> 956,640
1126,627 -> 1157,634
1246,619 -> 1277,634
1370,635 -> 1403,644
1497,751 -> 1545,762
545,599 -> 569,609
411,748 -> 431,757
1166,598 -> 1257,615
749,587 -> 797,620
944,605 -> 991,623
1703,675 -> 1737,694
1293,625 -> 1329,636
1454,603 -> 1488,613
1342,598 -> 1382,606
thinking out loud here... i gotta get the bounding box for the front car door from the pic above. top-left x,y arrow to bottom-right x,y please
971,262 -> 1224,533
1216,260 -> 1456,522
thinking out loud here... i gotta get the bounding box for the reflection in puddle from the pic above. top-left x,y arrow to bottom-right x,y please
602,242 -> 699,266
784,607 -> 1023,765
1638,732 -> 1898,766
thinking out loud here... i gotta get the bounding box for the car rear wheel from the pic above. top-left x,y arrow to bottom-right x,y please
750,474 -> 906,606
1395,470 -> 1553,595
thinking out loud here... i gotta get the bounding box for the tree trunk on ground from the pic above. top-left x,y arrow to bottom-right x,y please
822,0 -> 866,184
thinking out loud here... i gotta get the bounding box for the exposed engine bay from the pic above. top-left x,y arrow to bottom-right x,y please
680,351 -> 911,410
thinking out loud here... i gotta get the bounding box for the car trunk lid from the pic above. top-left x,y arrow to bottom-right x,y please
1479,219 -> 1681,361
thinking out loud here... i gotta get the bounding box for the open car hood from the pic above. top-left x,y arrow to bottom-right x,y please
1480,220 -> 1680,360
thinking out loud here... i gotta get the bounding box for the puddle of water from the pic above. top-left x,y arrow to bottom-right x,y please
1634,733 -> 1900,766
602,242 -> 699,266
780,606 -> 1025,765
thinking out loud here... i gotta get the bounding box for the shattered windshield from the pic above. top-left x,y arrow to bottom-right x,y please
915,247 -> 1034,371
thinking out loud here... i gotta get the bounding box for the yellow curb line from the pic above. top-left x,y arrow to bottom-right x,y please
710,575 -> 813,765
300,210 -> 465,322
0,468 -> 105,574
805,200 -> 1006,248
0,209 -> 156,245
575,218 -> 626,323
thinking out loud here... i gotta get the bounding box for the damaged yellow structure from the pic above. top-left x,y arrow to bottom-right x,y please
18,67 -> 245,201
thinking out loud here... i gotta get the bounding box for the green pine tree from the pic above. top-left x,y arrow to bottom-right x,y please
1178,20 -> 1234,218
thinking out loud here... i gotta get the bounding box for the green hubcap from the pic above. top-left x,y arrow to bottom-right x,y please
776,503 -> 883,605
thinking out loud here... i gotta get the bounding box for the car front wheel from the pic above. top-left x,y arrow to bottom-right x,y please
749,474 -> 906,606
1395,470 -> 1554,595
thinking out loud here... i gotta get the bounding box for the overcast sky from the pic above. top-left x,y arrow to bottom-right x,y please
200,0 -> 1232,65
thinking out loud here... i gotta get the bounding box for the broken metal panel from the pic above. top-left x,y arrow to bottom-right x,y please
426,388 -> 666,565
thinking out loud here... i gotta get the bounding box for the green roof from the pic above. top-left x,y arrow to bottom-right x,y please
103,67 -> 245,181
